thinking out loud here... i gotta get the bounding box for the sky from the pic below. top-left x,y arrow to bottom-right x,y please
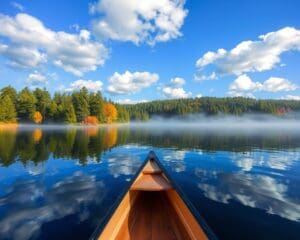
0,0 -> 300,103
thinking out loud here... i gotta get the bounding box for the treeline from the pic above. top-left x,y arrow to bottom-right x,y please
124,97 -> 300,120
0,86 -> 129,124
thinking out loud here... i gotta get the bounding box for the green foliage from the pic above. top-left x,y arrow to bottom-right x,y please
124,97 -> 300,120
89,91 -> 104,122
72,87 -> 90,122
0,86 -> 17,105
0,95 -> 17,122
33,88 -> 51,120
17,88 -> 37,121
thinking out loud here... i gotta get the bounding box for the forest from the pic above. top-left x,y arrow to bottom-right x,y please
0,86 -> 129,124
124,97 -> 300,120
0,85 -> 300,124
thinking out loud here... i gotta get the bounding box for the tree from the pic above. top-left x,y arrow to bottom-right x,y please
72,87 -> 90,122
32,111 -> 43,123
0,95 -> 17,122
0,86 -> 17,105
17,88 -> 37,121
103,103 -> 118,123
83,116 -> 98,125
33,88 -> 51,121
89,91 -> 104,122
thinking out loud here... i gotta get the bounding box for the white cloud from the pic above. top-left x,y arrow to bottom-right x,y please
282,95 -> 300,100
161,77 -> 191,99
26,71 -> 47,86
90,0 -> 188,45
162,86 -> 192,98
196,27 -> 300,76
0,13 -> 108,76
10,1 -> 25,11
0,44 -> 47,68
263,77 -> 297,92
64,79 -> 103,92
170,77 -> 185,87
196,94 -> 202,98
228,74 -> 297,97
194,72 -> 217,81
229,74 -> 262,92
107,70 -> 159,95
116,99 -> 148,104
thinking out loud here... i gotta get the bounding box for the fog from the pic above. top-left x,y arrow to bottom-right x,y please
12,113 -> 300,134
128,113 -> 300,134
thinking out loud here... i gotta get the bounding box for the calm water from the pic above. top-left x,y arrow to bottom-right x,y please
0,123 -> 300,240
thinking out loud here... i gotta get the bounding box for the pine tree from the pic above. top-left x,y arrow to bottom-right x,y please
72,87 -> 90,122
17,88 -> 37,121
89,91 -> 104,122
33,88 -> 51,121
0,95 -> 17,122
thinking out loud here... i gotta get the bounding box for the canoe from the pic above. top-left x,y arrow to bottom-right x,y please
90,151 -> 217,240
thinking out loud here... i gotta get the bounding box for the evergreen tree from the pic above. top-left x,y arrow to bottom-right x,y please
0,86 -> 17,105
89,91 -> 104,122
0,95 -> 17,122
33,88 -> 51,121
64,101 -> 77,123
72,87 -> 90,122
17,88 -> 37,121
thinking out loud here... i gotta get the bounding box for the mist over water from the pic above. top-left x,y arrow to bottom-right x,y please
128,113 -> 300,134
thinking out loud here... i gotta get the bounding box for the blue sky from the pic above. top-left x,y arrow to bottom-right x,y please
0,0 -> 300,102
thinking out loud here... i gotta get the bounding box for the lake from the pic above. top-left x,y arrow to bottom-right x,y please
0,122 -> 300,240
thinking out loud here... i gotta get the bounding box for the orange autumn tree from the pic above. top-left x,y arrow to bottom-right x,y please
32,111 -> 43,124
103,103 -> 118,123
83,116 -> 98,125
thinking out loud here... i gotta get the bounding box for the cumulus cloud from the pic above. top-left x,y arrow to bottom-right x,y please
228,74 -> 297,97
0,44 -> 47,68
63,79 -> 103,92
196,27 -> 300,76
170,77 -> 185,86
107,70 -> 159,95
0,13 -> 108,76
90,0 -> 188,45
161,77 -> 191,99
26,71 -> 47,87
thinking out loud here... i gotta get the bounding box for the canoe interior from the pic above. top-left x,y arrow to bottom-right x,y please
98,158 -> 209,240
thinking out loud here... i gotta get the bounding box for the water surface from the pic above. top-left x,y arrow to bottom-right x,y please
0,124 -> 300,240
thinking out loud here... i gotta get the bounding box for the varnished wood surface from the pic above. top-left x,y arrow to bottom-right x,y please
98,158 -> 209,240
131,174 -> 173,191
142,161 -> 163,174
115,192 -> 192,240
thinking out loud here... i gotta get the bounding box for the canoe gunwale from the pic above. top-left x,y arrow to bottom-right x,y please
89,150 -> 218,240
89,154 -> 150,240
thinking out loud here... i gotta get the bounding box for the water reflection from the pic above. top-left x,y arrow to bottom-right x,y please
107,153 -> 141,178
230,151 -> 300,171
0,171 -> 106,240
1,125 -> 300,167
196,169 -> 300,222
0,125 -> 299,240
